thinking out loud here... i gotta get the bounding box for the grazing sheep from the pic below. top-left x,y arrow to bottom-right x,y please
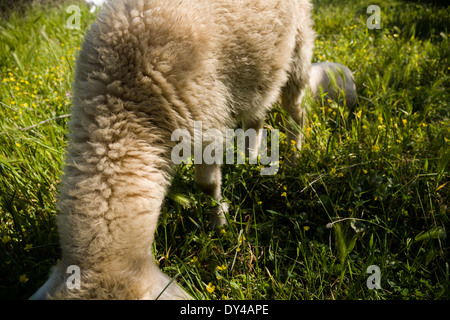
308,62 -> 357,107
30,0 -> 315,299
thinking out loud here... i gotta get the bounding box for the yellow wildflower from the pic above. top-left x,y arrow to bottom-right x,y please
2,235 -> 11,244
19,274 -> 29,283
206,282 -> 215,294
217,264 -> 227,271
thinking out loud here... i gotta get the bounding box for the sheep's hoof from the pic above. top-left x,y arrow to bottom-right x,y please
284,149 -> 300,168
155,282 -> 193,300
151,269 -> 194,300
209,202 -> 229,229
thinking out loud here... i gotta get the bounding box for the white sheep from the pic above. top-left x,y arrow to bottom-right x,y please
30,0 -> 315,299
308,62 -> 357,107
84,0 -> 107,13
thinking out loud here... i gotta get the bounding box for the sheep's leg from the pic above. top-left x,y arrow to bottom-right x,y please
280,68 -> 309,168
242,117 -> 264,163
280,79 -> 307,152
280,19 -> 314,153
195,163 -> 228,228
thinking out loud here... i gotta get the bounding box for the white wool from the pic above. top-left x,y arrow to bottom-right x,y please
309,62 -> 357,107
31,0 -> 315,300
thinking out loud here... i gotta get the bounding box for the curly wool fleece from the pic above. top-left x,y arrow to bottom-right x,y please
31,0 -> 315,299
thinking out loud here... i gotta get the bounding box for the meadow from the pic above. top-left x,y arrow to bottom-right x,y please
0,0 -> 448,300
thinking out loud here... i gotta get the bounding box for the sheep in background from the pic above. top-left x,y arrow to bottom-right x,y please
308,62 -> 357,107
30,0 -> 315,299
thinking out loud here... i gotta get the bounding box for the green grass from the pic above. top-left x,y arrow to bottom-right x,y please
0,0 -> 449,300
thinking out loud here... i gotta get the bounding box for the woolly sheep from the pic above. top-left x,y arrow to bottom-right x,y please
308,62 -> 357,107
30,0 -> 315,299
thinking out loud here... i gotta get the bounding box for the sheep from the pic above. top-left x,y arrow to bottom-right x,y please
84,0 -> 107,13
308,62 -> 357,107
30,0 -> 315,300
